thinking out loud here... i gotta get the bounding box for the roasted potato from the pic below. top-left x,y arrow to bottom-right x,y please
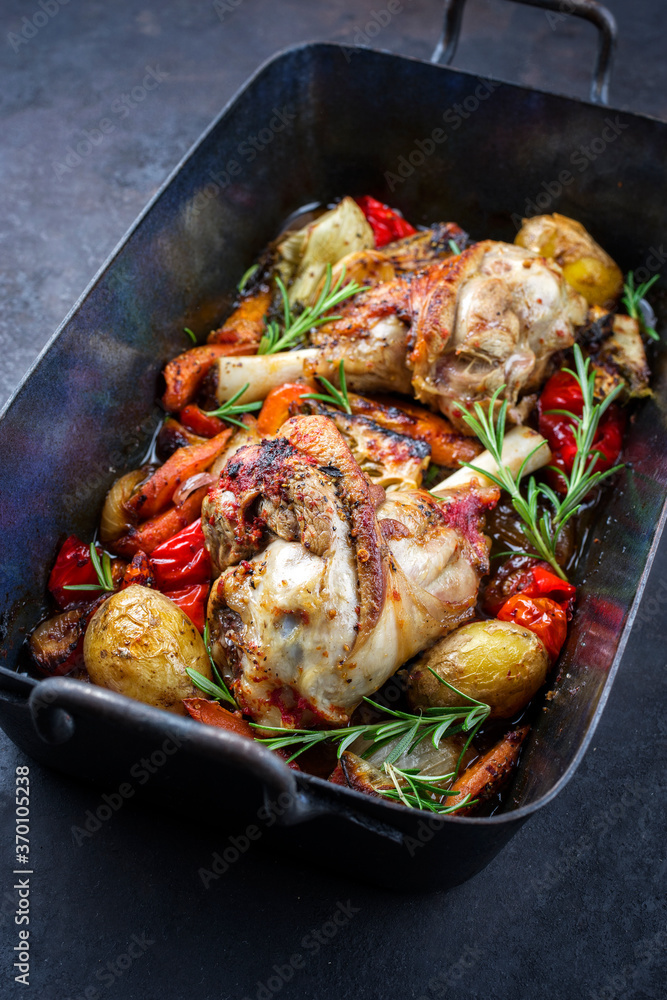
83,585 -> 211,714
515,213 -> 623,307
407,619 -> 548,719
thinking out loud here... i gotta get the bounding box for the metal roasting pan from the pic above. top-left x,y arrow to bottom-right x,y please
1,0 -> 666,890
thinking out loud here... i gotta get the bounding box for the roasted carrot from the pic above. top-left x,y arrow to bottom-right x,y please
207,288 -> 271,345
161,343 -> 256,413
183,698 -> 255,736
256,382 -> 314,436
124,428 -> 232,521
348,393 -> 483,467
112,486 -> 209,557
447,726 -> 530,814
183,697 -> 301,769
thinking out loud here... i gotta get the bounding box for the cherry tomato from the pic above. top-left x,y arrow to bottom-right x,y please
48,536 -> 101,609
497,594 -> 568,661
149,519 -> 211,591
355,195 -> 416,247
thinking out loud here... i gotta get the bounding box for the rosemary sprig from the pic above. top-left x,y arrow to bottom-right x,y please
622,271 -> 660,341
184,326 -> 197,344
237,263 -> 259,293
63,542 -> 115,593
257,264 -> 366,355
186,622 -> 237,708
379,763 -> 475,815
455,345 -> 624,580
203,382 -> 263,429
251,677 -> 490,767
448,239 -> 461,255
302,359 -> 352,414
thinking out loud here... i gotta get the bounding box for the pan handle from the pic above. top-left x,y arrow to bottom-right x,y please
432,0 -> 616,105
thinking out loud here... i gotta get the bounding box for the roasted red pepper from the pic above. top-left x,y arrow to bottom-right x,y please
162,582 -> 209,633
497,594 -> 568,662
538,370 -> 625,494
150,519 -> 211,591
521,566 -> 576,609
179,405 -> 225,439
48,536 -> 101,609
355,195 -> 416,247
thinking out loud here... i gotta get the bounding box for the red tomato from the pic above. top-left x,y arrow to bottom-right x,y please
355,195 -> 416,247
48,536 -> 101,609
522,566 -> 576,609
179,405 -> 225,438
150,519 -> 211,591
162,582 -> 209,633
497,594 -> 568,661
538,371 -> 625,494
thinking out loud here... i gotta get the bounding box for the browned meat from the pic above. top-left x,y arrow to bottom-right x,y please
203,415 -> 496,727
307,241 -> 587,433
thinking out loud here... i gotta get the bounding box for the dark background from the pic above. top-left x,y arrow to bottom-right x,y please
1,2 -> 666,998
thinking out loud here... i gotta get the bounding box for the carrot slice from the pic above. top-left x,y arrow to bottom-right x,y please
447,726 -> 530,814
207,288 -> 271,345
179,405 -> 225,438
161,343 -> 256,413
256,383 -> 313,436
183,697 -> 301,769
112,486 -> 208,557
125,428 -> 232,521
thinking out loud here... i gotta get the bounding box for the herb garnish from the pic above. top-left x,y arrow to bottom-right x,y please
257,264 -> 366,356
448,239 -> 461,255
186,622 -> 237,708
251,675 -> 489,769
63,542 -> 115,593
203,383 -> 263,429
302,359 -> 352,414
622,271 -> 660,341
184,327 -> 197,344
453,344 -> 623,580
379,763 -> 475,814
237,264 -> 259,293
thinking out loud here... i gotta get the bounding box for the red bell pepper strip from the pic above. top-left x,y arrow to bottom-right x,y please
48,536 -> 102,609
538,370 -> 625,494
497,594 -> 568,662
162,582 -> 209,633
150,519 -> 211,591
521,565 -> 576,610
355,195 -> 416,247
178,405 -> 226,438
256,383 -> 312,436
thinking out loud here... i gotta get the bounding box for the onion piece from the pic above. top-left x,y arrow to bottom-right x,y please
172,472 -> 214,506
99,468 -> 147,543
431,426 -> 551,493
214,349 -> 318,405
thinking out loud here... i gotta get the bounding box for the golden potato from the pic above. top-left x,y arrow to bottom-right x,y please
407,619 -> 548,719
83,585 -> 211,714
515,213 -> 623,307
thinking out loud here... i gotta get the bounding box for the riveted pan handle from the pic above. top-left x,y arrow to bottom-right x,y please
432,0 -> 616,104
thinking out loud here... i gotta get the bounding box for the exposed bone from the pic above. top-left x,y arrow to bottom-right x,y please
431,426 -> 551,492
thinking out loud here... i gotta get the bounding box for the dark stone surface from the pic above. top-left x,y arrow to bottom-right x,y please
0,2 -> 666,999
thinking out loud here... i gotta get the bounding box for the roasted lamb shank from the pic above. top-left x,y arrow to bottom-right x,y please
203,415 -> 497,727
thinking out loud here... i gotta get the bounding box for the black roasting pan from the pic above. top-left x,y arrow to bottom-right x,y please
1,5 -> 667,890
